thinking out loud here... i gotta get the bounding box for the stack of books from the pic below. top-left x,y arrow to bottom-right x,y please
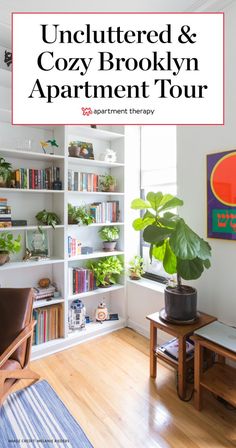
0,198 -> 12,228
12,167 -> 61,190
90,201 -> 120,223
157,338 -> 194,363
33,304 -> 61,345
68,170 -> 99,192
69,267 -> 96,295
33,285 -> 56,302
67,236 -> 82,258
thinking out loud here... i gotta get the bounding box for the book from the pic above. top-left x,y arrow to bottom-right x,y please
158,338 -> 194,361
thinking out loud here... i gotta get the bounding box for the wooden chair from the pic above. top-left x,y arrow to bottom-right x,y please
0,288 -> 40,405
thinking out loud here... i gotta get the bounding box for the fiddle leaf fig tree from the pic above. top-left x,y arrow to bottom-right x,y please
131,192 -> 211,287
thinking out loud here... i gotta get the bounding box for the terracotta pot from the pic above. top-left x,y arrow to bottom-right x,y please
102,241 -> 117,252
129,273 -> 141,281
0,252 -> 10,266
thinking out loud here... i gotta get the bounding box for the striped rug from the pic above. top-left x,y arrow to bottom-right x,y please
0,380 -> 93,448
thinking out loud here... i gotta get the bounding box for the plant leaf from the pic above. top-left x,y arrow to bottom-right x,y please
197,238 -> 211,260
131,198 -> 151,210
163,241 -> 177,274
152,242 -> 166,261
203,259 -> 211,269
177,257 -> 204,280
158,196 -> 184,213
143,225 -> 173,244
132,216 -> 155,231
146,192 -> 163,211
169,219 -> 201,260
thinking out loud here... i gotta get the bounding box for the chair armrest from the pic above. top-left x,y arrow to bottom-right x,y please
0,321 -> 36,368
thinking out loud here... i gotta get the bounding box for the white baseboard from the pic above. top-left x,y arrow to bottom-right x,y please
127,319 -> 169,346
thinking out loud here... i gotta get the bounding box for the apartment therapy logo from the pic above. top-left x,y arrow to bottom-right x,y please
12,13 -> 223,125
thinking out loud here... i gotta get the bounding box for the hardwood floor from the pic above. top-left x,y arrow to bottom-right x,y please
15,329 -> 236,448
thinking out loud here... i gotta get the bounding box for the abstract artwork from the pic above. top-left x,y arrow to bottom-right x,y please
207,149 -> 236,240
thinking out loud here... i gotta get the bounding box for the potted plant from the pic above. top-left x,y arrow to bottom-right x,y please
68,203 -> 94,226
0,157 -> 12,187
131,192 -> 212,323
0,232 -> 21,265
36,209 -> 61,230
89,256 -> 123,287
128,255 -> 145,280
68,141 -> 80,157
99,174 -> 116,192
98,226 -> 120,251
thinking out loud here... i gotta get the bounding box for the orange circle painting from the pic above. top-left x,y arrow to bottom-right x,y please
210,152 -> 236,206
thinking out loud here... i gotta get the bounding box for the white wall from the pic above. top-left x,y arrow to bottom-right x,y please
177,2 -> 236,325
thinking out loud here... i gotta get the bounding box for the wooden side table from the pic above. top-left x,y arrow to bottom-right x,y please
146,311 -> 216,399
191,335 -> 236,410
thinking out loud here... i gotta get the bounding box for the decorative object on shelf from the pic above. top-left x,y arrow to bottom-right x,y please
40,140 -> 49,154
95,301 -> 109,322
99,174 -> 116,192
128,255 -> 145,280
68,203 -> 94,226
131,192 -> 212,323
26,229 -> 49,258
47,139 -> 59,155
68,299 -> 86,331
81,246 -> 93,255
38,278 -> 51,288
98,226 -> 120,251
207,149 -> 236,240
85,315 -> 91,323
12,220 -> 27,227
0,232 -> 21,265
0,157 -> 12,187
89,256 -> 123,288
109,313 -> 119,321
90,125 -> 97,129
68,141 -> 94,159
35,209 -> 61,230
0,45 -> 12,70
100,148 -> 117,163
33,280 -> 57,302
0,197 -> 11,228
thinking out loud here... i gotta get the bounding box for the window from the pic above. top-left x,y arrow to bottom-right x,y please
140,126 -> 177,282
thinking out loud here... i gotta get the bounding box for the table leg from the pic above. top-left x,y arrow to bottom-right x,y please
178,336 -> 186,399
194,341 -> 202,411
150,323 -> 157,378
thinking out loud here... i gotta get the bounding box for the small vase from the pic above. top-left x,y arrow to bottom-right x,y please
0,252 -> 10,266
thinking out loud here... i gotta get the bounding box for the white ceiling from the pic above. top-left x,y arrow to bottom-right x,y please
0,0 -> 232,25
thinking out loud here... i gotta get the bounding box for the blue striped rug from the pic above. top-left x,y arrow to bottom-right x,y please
0,380 -> 93,448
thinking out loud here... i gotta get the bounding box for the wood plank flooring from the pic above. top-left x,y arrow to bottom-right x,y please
14,329 -> 236,448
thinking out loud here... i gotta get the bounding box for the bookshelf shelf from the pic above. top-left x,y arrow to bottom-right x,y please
68,191 -> 124,196
67,250 -> 124,262
0,188 -> 64,194
0,148 -> 65,161
33,297 -> 64,309
67,222 -> 124,229
68,157 -> 124,168
0,225 -> 64,232
67,126 -> 124,141
68,284 -> 124,301
68,317 -> 126,340
0,258 -> 64,270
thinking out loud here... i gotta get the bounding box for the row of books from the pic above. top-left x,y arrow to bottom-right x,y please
11,167 -> 61,190
0,197 -> 11,228
68,170 -> 99,192
33,285 -> 56,301
69,267 -> 96,295
68,237 -> 82,258
33,305 -> 61,345
90,201 -> 120,223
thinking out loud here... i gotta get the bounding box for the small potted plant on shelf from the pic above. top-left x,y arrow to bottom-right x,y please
0,232 -> 21,265
0,157 -> 12,187
128,255 -> 145,280
99,174 -> 116,192
98,226 -> 120,251
89,256 -> 123,288
68,203 -> 94,226
35,209 -> 61,230
131,192 -> 212,323
68,141 -> 80,158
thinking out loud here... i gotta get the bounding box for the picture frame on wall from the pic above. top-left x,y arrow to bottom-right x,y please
78,141 -> 94,159
207,149 -> 236,240
26,229 -> 50,257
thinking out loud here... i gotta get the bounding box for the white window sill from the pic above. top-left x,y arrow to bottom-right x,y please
127,277 -> 165,294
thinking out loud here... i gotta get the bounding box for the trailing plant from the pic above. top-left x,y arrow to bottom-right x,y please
99,174 -> 116,192
0,157 -> 12,184
36,209 -> 61,230
131,192 -> 211,288
98,226 -> 120,242
128,255 -> 145,279
89,256 -> 123,287
0,232 -> 21,254
68,203 -> 94,226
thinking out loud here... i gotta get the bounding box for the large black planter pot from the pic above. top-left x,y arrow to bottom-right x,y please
164,285 -> 197,322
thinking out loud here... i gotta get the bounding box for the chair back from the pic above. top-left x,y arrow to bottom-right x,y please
0,288 -> 33,367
